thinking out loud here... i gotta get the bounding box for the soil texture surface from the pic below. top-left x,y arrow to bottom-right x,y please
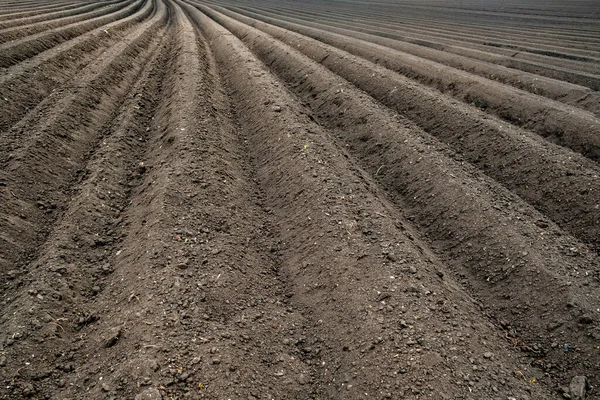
1,0 -> 599,399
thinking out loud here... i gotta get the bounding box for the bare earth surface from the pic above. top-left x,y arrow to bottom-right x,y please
0,0 -> 599,399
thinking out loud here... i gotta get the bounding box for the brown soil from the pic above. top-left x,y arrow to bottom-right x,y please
0,2 -> 80,20
0,0 -> 142,68
0,4 -> 99,29
0,0 -> 126,44
1,0 -> 599,399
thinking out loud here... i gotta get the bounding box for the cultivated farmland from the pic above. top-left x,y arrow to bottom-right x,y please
0,0 -> 599,398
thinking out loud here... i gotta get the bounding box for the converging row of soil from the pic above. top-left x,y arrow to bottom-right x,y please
0,0 -> 598,399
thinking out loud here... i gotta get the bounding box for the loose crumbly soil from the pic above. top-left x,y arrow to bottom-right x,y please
1,0 -> 599,399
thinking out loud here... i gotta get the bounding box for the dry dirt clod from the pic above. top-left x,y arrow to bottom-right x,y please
104,327 -> 123,348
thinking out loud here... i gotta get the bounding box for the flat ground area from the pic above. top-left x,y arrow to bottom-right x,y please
0,0 -> 599,398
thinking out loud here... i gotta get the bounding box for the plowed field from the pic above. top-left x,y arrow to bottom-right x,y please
1,0 -> 599,398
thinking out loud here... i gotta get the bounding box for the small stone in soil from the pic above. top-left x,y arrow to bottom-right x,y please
22,383 -> 36,397
134,387 -> 162,400
569,376 -> 588,400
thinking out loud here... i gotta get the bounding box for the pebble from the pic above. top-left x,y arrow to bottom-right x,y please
22,383 -> 35,397
134,388 -> 162,400
547,322 -> 562,331
176,257 -> 190,269
272,105 -> 282,112
140,377 -> 152,386
297,373 -> 309,385
408,266 -> 417,274
101,263 -> 113,274
483,352 -> 494,359
569,376 -> 588,400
